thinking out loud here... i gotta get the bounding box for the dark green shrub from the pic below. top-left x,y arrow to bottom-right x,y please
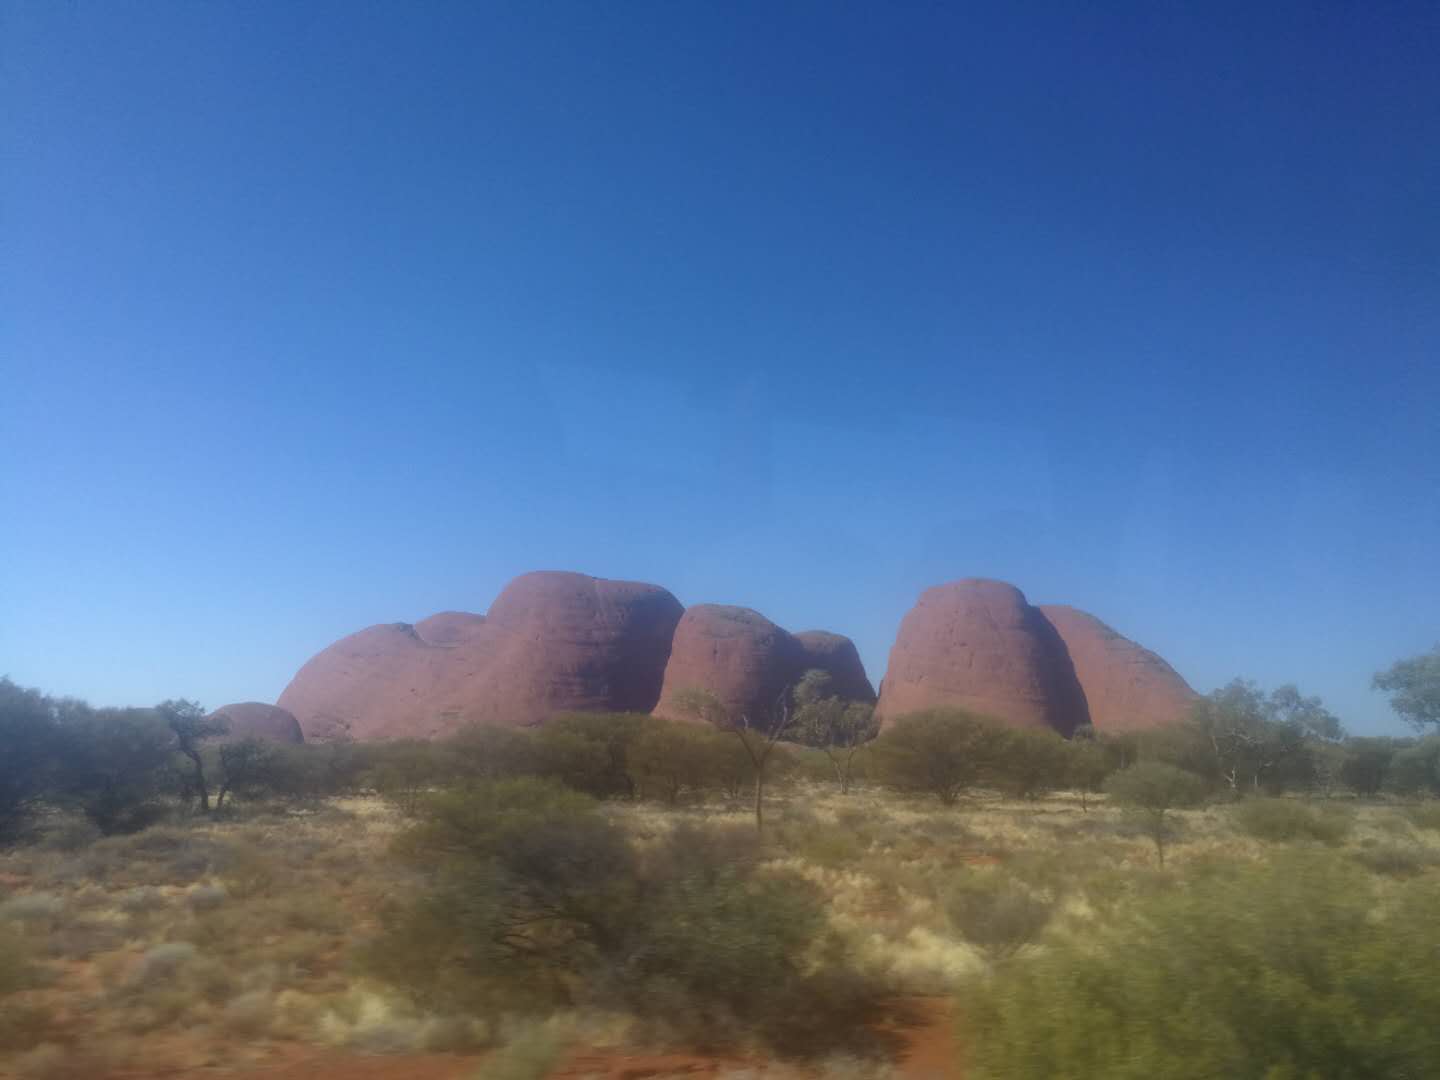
873,710 -> 1007,804
945,872 -> 1054,959
995,728 -> 1071,801
366,780 -> 880,1053
1105,763 -> 1207,866
53,706 -> 176,834
962,854 -> 1440,1079
1341,737 -> 1399,796
1352,842 -> 1440,878
1389,738 -> 1440,796
1404,803 -> 1440,831
0,678 -> 63,842
0,925 -> 32,997
1233,799 -> 1352,846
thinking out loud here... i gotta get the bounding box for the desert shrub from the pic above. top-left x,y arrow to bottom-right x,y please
366,779 -> 879,1053
1105,763 -> 1207,866
0,678 -> 63,842
962,854 -> 1440,1079
46,915 -> 127,960
117,886 -> 169,914
873,710 -> 1007,804
475,1023 -> 565,1080
627,717 -> 713,803
1341,737 -> 1400,796
52,705 -> 176,834
1404,803 -> 1440,831
1232,798 -> 1352,846
219,840 -> 278,899
444,724 -> 539,782
96,826 -> 225,885
1065,737 -> 1118,810
368,739 -> 448,815
1352,842 -> 1440,878
0,925 -> 32,997
945,872 -> 1054,960
35,816 -> 102,852
774,818 -> 867,868
0,892 -> 65,924
540,711 -> 649,798
221,990 -> 275,1036
185,883 -> 228,911
994,728 -> 1070,801
130,942 -> 198,985
1388,737 -> 1440,796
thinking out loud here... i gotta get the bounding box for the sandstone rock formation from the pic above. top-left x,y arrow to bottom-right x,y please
1036,605 -> 1197,732
795,630 -> 877,703
874,579 -> 1089,735
654,606 -> 874,724
205,702 -> 305,745
413,611 -> 488,646
276,571 -> 684,741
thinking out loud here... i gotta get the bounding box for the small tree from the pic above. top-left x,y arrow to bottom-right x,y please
1388,737 -> 1440,797
1066,737 -> 1116,812
54,705 -> 176,833
996,727 -> 1071,801
1340,737 -> 1400,797
213,737 -> 279,809
628,718 -> 713,804
369,739 -> 446,815
1105,762 -> 1206,867
873,709 -> 1007,805
446,724 -> 538,782
787,670 -> 879,794
669,687 -> 790,831
157,699 -> 226,812
1190,680 -> 1340,795
0,678 -> 62,842
1373,646 -> 1440,731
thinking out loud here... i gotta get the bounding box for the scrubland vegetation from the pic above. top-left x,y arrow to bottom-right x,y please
2,650 -> 1439,1078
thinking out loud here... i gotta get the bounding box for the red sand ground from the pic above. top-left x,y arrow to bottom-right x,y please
182,997 -> 957,1080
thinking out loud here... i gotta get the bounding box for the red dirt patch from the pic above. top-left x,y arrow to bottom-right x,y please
104,998 -> 956,1080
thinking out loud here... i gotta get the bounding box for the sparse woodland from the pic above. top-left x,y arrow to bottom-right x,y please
1,649 -> 1439,1078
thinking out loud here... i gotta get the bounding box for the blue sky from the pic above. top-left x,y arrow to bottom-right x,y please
2,2 -> 1436,734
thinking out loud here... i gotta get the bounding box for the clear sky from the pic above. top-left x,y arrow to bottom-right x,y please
2,2 -> 1436,734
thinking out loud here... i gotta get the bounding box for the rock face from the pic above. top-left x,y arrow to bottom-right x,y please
276,571 -> 685,741
1036,605 -> 1197,732
205,702 -> 305,745
654,606 -> 874,724
874,580 -> 1089,735
795,631 -> 877,703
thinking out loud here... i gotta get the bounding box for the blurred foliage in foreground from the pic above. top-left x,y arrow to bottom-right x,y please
962,852 -> 1440,1079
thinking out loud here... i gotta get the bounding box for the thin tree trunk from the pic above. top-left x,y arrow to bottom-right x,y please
184,750 -> 210,812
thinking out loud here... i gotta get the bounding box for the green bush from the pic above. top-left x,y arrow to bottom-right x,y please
1352,842 -> 1440,878
1105,763 -> 1207,866
962,854 -> 1440,1079
873,710 -> 1007,804
1404,802 -> 1440,831
0,925 -> 31,998
994,728 -> 1070,801
366,779 -> 880,1053
945,871 -> 1054,959
1233,798 -> 1352,846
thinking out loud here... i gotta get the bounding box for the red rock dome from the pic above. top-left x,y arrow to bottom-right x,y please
654,606 -> 874,724
276,571 -> 684,741
874,579 -> 1089,735
205,702 -> 305,745
1036,605 -> 1197,732
794,630 -> 877,703
413,611 -> 488,646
